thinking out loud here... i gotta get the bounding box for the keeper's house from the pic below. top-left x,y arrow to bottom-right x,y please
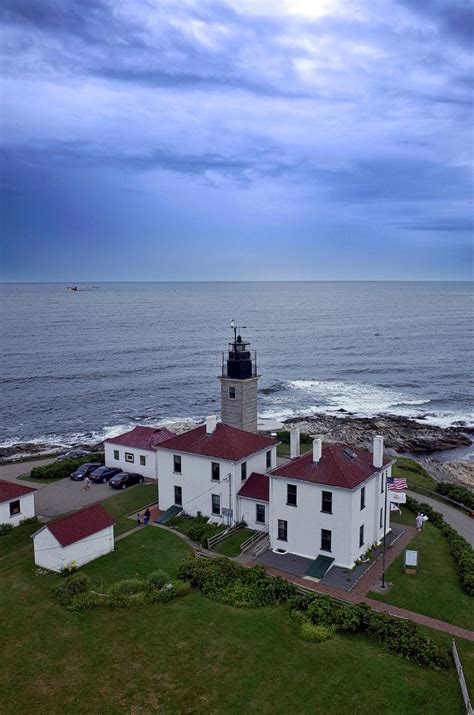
104,426 -> 175,480
269,435 -> 393,569
156,416 -> 278,525
0,480 -> 36,527
33,504 -> 114,572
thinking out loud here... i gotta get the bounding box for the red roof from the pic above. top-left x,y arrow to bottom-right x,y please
0,479 -> 36,504
105,426 -> 175,451
237,472 -> 269,501
271,443 -> 390,490
45,504 -> 114,547
157,422 -> 278,461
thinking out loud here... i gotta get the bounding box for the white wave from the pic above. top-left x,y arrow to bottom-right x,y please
288,379 -> 430,412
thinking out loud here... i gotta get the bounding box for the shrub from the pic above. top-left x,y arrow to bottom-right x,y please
53,572 -> 91,605
29,453 -> 104,481
300,622 -> 336,643
435,483 -> 474,511
0,524 -> 13,537
406,496 -> 474,596
110,578 -> 149,596
66,592 -> 103,612
334,603 -> 371,632
19,516 -> 40,527
306,595 -> 336,626
148,570 -> 169,589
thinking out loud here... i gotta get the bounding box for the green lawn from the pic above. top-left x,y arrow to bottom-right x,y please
102,483 -> 158,536
371,510 -> 474,630
168,514 -> 224,540
393,457 -> 437,491
213,528 -> 255,556
0,522 -> 472,714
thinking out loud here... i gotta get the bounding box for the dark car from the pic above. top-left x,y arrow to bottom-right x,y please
109,472 -> 145,490
70,462 -> 102,481
90,466 -> 122,484
56,449 -> 90,462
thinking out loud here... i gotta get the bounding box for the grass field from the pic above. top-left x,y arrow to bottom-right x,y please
393,457 -> 437,491
213,527 -> 255,556
371,510 -> 474,630
103,483 -> 158,536
1,520 -> 472,714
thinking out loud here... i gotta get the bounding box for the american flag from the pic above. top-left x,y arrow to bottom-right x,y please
387,476 -> 408,491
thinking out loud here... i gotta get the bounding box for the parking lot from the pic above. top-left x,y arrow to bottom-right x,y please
0,457 -> 155,520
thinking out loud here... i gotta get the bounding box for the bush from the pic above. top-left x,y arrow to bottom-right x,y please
178,556 -> 296,608
0,524 -> 13,537
19,516 -> 40,527
66,592 -> 103,611
435,483 -> 474,511
29,453 -> 104,481
53,572 -> 91,605
306,595 -> 335,626
406,496 -> 474,596
110,578 -> 149,596
300,622 -> 336,643
148,570 -> 169,589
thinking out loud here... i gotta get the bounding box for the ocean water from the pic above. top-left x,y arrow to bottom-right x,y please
0,281 -> 472,447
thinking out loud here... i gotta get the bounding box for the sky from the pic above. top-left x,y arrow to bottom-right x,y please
0,0 -> 473,281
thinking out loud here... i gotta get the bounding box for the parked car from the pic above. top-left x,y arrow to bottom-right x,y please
56,449 -> 90,462
109,472 -> 145,490
70,462 -> 102,481
90,466 -> 122,484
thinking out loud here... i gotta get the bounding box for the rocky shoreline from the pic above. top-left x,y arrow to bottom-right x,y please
1,413 -> 473,487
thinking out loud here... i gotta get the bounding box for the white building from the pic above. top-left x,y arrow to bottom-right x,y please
104,425 -> 175,480
269,433 -> 393,569
33,504 -> 114,572
156,416 -> 278,525
0,479 -> 36,527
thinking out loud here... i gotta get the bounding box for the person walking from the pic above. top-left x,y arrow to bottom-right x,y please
83,476 -> 91,492
415,513 -> 423,532
144,508 -> 151,525
136,513 -> 141,527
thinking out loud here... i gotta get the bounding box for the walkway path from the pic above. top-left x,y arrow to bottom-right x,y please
262,563 -> 474,642
407,490 -> 474,546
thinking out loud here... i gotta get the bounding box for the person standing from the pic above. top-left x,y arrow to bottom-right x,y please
136,513 -> 141,527
415,513 -> 423,532
144,508 -> 151,525
83,476 -> 91,492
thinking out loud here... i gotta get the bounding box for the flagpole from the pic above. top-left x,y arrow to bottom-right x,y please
382,472 -> 388,589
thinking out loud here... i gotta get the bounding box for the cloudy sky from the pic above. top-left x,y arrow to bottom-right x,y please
1,0 -> 472,281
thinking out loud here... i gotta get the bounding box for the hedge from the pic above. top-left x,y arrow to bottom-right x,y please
435,483 -> 474,511
30,453 -> 104,480
406,495 -> 474,596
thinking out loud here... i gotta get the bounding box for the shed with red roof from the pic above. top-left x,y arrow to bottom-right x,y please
0,479 -> 36,527
33,504 -> 115,572
104,425 -> 175,481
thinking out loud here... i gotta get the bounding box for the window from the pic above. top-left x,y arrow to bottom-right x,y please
241,461 -> 247,482
140,455 -> 146,467
256,504 -> 265,524
174,486 -> 183,506
360,486 -> 366,510
173,455 -> 182,474
381,473 -> 385,493
287,484 -> 297,506
9,500 -> 20,517
125,452 -> 134,463
211,494 -> 221,515
359,524 -> 365,548
380,507 -> 383,529
266,450 -> 272,469
321,491 -> 332,514
321,529 -> 332,552
277,519 -> 288,541
113,449 -> 119,460
211,462 -> 220,482
229,386 -> 236,399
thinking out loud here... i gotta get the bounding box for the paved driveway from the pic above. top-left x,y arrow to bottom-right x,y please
407,490 -> 474,546
0,457 -> 152,520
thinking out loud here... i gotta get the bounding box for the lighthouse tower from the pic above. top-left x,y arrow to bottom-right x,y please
220,321 -> 259,433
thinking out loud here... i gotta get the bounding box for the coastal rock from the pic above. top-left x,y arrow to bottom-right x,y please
423,459 -> 474,489
283,414 -> 472,454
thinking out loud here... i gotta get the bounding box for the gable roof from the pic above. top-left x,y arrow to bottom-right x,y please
237,472 -> 269,502
105,426 -> 175,451
271,443 -> 391,490
157,422 -> 278,462
0,479 -> 36,504
44,504 -> 114,547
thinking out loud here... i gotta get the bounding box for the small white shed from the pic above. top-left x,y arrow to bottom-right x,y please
33,504 -> 114,573
0,479 -> 36,527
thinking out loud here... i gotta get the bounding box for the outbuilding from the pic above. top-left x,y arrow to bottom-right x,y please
104,425 -> 175,480
33,504 -> 114,572
0,479 -> 36,527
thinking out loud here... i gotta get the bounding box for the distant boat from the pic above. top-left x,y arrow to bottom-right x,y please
67,286 -> 78,291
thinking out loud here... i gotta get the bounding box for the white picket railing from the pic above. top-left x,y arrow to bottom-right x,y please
240,526 -> 269,553
453,639 -> 473,715
207,522 -> 244,549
